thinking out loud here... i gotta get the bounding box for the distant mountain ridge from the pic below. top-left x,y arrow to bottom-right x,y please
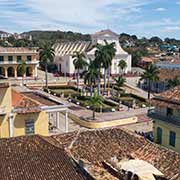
0,30 -> 11,35
21,30 -> 91,42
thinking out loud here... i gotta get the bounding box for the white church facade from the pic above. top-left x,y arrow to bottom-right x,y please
54,29 -> 132,76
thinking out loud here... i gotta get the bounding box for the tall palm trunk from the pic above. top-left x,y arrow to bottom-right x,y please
148,79 -> 151,99
77,69 -> 80,91
90,84 -> 93,96
92,108 -> 95,120
45,63 -> 48,88
107,66 -> 111,89
97,69 -> 101,95
103,69 -> 107,95
22,73 -> 25,86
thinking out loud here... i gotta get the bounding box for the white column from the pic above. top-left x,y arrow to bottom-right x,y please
9,113 -> 14,138
57,112 -> 60,129
65,110 -> 68,133
35,65 -> 38,77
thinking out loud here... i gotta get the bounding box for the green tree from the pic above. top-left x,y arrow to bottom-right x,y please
17,60 -> 27,85
118,60 -> 127,75
73,51 -> 87,91
83,60 -> 98,96
104,41 -> 116,89
39,43 -> 55,88
140,64 -> 159,99
94,41 -> 116,95
115,76 -> 126,97
168,76 -> 180,88
94,44 -> 103,95
88,90 -> 103,120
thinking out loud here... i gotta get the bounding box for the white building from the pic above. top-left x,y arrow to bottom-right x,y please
0,31 -> 12,40
54,29 -> 132,76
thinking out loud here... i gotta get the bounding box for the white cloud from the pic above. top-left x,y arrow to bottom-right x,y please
164,26 -> 180,32
155,7 -> 167,12
0,0 -> 153,32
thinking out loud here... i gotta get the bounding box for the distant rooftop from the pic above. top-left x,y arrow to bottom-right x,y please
151,86 -> 180,110
158,68 -> 180,81
91,29 -> 119,38
12,89 -> 65,114
53,41 -> 92,57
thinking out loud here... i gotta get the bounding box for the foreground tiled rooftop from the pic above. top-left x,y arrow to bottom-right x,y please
52,128 -> 180,179
0,135 -> 85,180
1,128 -> 180,179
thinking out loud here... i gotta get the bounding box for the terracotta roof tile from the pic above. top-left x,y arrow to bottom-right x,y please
53,128 -> 180,180
2,128 -> 180,179
12,90 -> 41,113
154,85 -> 180,103
158,69 -> 180,81
0,135 -> 85,180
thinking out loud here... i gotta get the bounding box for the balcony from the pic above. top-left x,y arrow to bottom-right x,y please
0,106 -> 6,115
148,109 -> 180,126
0,61 -> 39,65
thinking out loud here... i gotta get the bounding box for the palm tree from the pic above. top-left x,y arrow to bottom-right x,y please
115,76 -> 126,97
118,59 -> 127,75
83,60 -> 98,96
73,51 -> 87,91
17,60 -> 27,85
140,64 -> 159,99
168,76 -> 180,88
104,41 -> 116,88
39,43 -> 55,88
94,44 -> 104,95
94,42 -> 116,95
88,90 -> 103,120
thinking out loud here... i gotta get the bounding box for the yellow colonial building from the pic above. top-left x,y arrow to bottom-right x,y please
0,83 -> 68,138
0,47 -> 39,79
149,86 -> 180,153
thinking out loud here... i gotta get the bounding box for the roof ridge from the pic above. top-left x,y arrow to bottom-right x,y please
36,135 -> 66,150
22,93 -> 42,106
68,130 -> 81,149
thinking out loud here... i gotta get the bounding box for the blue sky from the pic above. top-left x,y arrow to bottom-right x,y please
1,0 -> 180,39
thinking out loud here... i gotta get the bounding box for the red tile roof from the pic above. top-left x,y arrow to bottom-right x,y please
52,128 -> 180,180
12,90 -> 61,113
158,69 -> 180,81
1,128 -> 180,179
152,85 -> 180,104
12,90 -> 41,113
0,135 -> 85,180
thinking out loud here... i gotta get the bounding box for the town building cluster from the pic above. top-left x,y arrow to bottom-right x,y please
0,29 -> 180,179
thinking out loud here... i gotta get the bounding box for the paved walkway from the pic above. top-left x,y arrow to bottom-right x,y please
51,96 -> 149,122
125,77 -> 154,99
37,89 -> 150,122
